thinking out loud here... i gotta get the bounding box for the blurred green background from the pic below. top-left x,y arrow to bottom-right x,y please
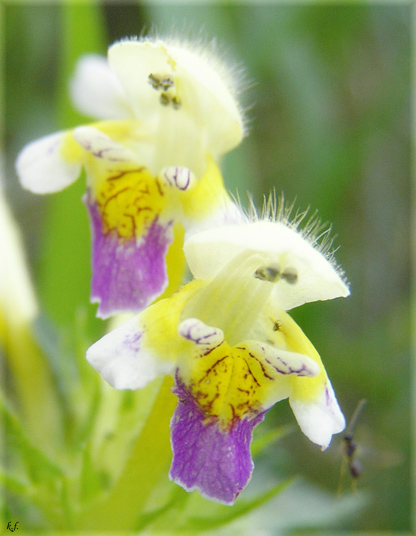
4,2 -> 411,533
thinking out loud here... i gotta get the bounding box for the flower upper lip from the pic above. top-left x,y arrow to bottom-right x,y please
184,219 -> 350,312
70,38 -> 245,161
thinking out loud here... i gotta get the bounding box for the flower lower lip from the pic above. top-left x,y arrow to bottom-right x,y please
169,377 -> 266,505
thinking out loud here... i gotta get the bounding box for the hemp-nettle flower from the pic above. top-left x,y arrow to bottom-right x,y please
86,208 -> 348,505
15,36 -> 244,318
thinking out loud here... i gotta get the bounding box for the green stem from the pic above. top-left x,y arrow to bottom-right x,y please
3,323 -> 62,449
77,376 -> 177,530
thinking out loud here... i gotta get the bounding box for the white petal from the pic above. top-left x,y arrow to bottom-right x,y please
16,131 -> 81,194
70,54 -> 132,120
289,379 -> 345,450
73,126 -> 137,162
184,220 -> 349,310
86,315 -> 174,390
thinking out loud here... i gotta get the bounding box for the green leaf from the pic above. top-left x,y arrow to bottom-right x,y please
78,440 -> 110,504
2,322 -> 64,448
135,488 -> 186,533
183,478 -> 294,532
251,423 -> 295,458
75,376 -> 177,530
0,469 -> 51,528
0,397 -> 71,526
0,396 -> 64,490
0,471 -> 29,498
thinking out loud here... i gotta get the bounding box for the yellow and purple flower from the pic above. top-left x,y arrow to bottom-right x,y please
86,203 -> 349,504
15,37 -> 244,318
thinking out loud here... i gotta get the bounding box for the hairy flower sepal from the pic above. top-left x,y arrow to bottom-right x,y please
16,36 -> 244,317
87,253 -> 345,505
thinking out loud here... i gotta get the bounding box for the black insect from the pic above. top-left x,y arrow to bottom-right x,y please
338,398 -> 367,494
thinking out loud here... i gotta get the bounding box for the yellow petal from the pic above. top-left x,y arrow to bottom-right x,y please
141,279 -> 207,360
180,155 -> 241,229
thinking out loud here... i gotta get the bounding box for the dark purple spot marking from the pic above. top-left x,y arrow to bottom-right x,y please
198,356 -> 229,384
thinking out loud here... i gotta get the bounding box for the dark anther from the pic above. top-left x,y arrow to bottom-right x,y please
160,93 -> 170,106
281,267 -> 298,284
254,265 -> 281,282
161,77 -> 174,90
273,320 -> 281,331
148,73 -> 161,89
172,96 -> 181,109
